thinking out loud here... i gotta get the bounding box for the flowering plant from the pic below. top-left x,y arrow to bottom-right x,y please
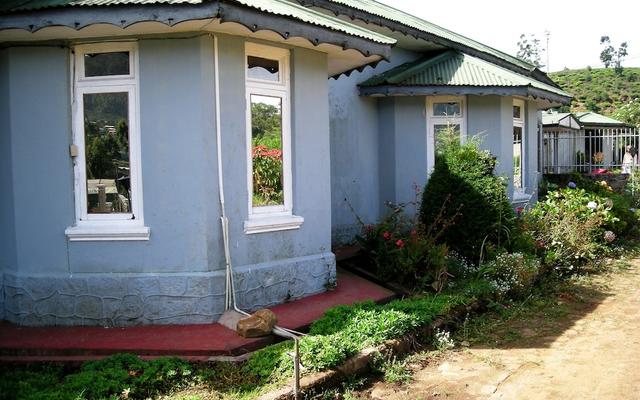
252,144 -> 283,205
357,198 -> 458,291
478,252 -> 540,299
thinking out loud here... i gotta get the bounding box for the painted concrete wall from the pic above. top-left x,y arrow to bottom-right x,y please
0,49 -> 13,320
330,47 -> 422,244
525,102 -> 541,201
468,96 -> 541,200
1,35 -> 335,326
377,97 -> 428,216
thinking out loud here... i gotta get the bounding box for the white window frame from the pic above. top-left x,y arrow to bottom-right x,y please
426,96 -> 467,173
65,42 -> 149,241
513,98 -> 526,196
244,42 -> 303,234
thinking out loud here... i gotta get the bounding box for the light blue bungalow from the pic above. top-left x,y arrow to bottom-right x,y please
313,0 -> 573,243
0,0 -> 571,326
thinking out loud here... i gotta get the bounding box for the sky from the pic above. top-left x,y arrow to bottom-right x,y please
377,0 -> 640,72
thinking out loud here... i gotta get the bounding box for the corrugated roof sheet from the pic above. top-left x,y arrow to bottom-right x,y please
233,0 -> 394,44
0,0 -> 396,45
575,112 -> 627,126
359,50 -> 572,99
542,112 -> 573,125
325,0 -> 535,71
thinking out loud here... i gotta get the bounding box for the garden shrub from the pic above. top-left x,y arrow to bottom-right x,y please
478,252 -> 540,299
356,201 -> 454,291
252,144 -> 283,205
420,133 -> 515,264
544,173 -> 638,235
524,187 -> 616,274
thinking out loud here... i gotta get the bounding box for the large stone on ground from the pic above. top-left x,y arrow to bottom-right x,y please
237,309 -> 278,338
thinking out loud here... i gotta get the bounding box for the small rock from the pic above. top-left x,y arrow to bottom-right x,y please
237,309 -> 278,338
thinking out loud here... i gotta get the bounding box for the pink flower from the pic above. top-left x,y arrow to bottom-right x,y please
382,231 -> 392,240
516,207 -> 524,216
396,239 -> 405,248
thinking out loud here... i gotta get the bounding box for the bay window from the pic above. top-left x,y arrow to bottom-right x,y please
244,43 -> 303,234
513,99 -> 525,193
66,42 -> 148,241
427,96 -> 466,172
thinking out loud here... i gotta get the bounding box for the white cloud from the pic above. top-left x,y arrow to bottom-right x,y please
377,0 -> 640,72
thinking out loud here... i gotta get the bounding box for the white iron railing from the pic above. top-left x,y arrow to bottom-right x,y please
542,127 -> 640,174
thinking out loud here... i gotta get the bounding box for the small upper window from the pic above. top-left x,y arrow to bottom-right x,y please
84,51 -> 130,77
433,102 -> 461,117
248,55 -> 280,82
513,105 -> 522,119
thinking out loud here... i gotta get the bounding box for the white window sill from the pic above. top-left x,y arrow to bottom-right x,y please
65,224 -> 150,241
244,214 -> 304,235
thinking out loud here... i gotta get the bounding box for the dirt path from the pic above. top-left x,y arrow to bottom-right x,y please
366,262 -> 640,400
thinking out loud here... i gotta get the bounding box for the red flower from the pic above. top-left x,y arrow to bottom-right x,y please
382,231 -> 392,240
396,239 -> 405,248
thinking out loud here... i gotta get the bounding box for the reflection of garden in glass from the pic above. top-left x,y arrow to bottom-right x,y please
83,92 -> 131,214
513,126 -> 523,189
251,94 -> 284,207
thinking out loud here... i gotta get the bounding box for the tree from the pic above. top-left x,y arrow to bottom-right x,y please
600,36 -> 628,74
250,102 -> 281,140
517,33 -> 545,68
613,98 -> 640,128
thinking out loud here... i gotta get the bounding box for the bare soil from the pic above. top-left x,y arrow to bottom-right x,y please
360,261 -> 640,400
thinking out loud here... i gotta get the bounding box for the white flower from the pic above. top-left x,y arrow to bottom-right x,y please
604,231 -> 616,243
587,201 -> 598,210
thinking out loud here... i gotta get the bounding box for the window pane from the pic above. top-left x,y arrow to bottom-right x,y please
251,94 -> 284,207
513,105 -> 522,119
83,92 -> 131,214
84,52 -> 130,77
513,126 -> 523,189
433,102 -> 461,117
434,123 -> 460,154
248,56 -> 280,82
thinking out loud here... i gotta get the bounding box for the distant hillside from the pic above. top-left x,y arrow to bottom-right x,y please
549,67 -> 640,115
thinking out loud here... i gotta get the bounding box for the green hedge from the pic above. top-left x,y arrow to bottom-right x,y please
420,135 -> 515,263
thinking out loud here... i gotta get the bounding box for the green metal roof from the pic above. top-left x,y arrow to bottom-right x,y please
325,0 -> 535,71
234,0 -> 394,44
575,112 -> 628,127
359,50 -> 572,100
0,0 -> 396,45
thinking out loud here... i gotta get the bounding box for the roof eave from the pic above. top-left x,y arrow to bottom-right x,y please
0,1 -> 393,63
359,84 -> 572,105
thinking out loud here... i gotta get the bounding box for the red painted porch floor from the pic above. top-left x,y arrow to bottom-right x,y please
0,270 -> 394,362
